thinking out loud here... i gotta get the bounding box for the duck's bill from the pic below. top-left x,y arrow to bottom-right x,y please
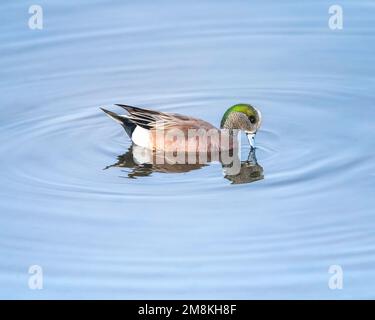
246,133 -> 256,149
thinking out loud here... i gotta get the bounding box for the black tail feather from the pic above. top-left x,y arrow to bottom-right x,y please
100,107 -> 136,137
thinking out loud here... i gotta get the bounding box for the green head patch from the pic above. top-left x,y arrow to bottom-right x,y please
220,103 -> 258,128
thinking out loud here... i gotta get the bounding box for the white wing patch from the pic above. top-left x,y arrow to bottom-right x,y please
131,125 -> 151,149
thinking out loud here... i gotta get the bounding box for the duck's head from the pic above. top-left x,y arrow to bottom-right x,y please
220,104 -> 262,148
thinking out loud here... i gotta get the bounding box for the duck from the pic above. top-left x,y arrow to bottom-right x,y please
101,103 -> 262,152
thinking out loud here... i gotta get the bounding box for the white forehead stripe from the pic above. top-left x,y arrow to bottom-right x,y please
255,107 -> 262,128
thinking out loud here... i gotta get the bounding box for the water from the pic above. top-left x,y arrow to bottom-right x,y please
1,0 -> 374,299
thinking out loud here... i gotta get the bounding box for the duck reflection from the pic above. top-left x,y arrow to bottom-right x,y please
222,149 -> 264,184
105,145 -> 263,184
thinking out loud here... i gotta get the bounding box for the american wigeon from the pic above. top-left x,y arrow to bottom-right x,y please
101,103 -> 262,151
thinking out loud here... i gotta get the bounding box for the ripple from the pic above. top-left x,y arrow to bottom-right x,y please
0,82 -> 372,203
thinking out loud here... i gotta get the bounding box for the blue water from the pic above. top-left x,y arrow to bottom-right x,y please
1,0 -> 375,299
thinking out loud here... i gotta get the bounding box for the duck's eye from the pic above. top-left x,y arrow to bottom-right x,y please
249,116 -> 256,124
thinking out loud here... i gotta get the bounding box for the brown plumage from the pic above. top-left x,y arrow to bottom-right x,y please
101,103 -> 262,152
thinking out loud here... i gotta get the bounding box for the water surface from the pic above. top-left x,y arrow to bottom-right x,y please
1,0 -> 375,299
